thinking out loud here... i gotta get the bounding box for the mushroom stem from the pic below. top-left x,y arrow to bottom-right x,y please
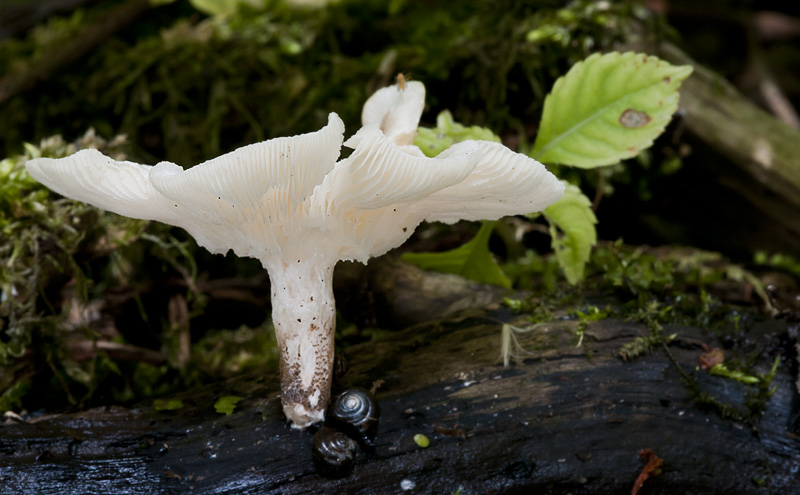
266,259 -> 337,429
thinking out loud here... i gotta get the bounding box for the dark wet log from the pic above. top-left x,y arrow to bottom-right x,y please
334,257 -> 513,330
1,260 -> 798,494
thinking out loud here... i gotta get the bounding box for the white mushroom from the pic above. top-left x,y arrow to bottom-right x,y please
25,83 -> 564,429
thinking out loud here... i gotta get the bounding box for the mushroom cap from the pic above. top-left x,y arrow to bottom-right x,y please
310,124 -> 565,264
414,140 -> 565,224
361,80 -> 425,148
26,113 -> 345,262
25,110 -> 564,270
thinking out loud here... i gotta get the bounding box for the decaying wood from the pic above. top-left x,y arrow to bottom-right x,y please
334,257 -> 513,330
1,259 -> 798,494
630,40 -> 800,254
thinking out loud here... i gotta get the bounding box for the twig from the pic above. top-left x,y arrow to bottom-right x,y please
68,340 -> 166,364
168,294 -> 191,369
745,17 -> 800,129
592,170 -> 606,211
0,0 -> 152,105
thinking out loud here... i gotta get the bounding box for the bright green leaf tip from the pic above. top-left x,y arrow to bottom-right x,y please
531,51 -> 693,168
414,110 -> 501,158
214,395 -> 243,415
541,182 -> 598,284
402,221 -> 511,289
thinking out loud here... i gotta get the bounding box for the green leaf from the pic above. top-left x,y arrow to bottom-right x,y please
415,110 -> 501,158
531,51 -> 693,168
541,182 -> 597,284
0,379 -> 31,414
214,395 -> 243,415
62,359 -> 92,385
402,221 -> 511,288
153,398 -> 184,411
189,0 -> 263,16
413,433 -> 430,448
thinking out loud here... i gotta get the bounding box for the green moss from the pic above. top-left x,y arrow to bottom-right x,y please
578,244 -> 783,425
0,132 -> 230,411
754,251 -> 800,278
661,340 -> 781,426
214,395 -> 243,415
153,398 -> 184,411
0,133 -> 145,406
570,305 -> 611,348
0,0 -> 645,160
190,323 -> 280,379
618,331 -> 676,362
502,250 -> 562,293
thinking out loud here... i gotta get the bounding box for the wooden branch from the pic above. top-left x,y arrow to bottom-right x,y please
1,258 -> 797,494
649,42 -> 800,240
68,340 -> 166,364
0,0 -> 151,105
0,0 -> 99,40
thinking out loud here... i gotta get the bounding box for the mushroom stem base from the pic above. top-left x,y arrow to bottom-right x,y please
267,260 -> 337,429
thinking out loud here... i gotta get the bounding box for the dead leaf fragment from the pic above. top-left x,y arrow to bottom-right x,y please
369,378 -> 385,395
163,470 -> 182,480
699,346 -> 725,370
631,448 -> 663,495
434,424 -> 468,439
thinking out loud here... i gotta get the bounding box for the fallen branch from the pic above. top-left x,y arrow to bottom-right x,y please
0,0 -> 151,105
1,256 -> 797,494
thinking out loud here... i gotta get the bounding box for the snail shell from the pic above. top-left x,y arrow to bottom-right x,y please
312,426 -> 357,477
330,388 -> 380,442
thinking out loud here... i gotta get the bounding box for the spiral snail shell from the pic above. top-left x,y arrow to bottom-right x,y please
312,426 -> 358,477
330,388 -> 381,443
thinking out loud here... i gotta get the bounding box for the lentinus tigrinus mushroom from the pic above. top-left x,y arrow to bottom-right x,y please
25,79 -> 564,429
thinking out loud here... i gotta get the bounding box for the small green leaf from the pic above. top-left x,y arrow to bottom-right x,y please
531,51 -> 693,168
0,379 -> 31,414
402,221 -> 511,288
153,398 -> 184,411
214,395 -> 243,415
413,434 -> 430,448
414,110 -> 501,158
708,364 -> 761,384
62,359 -> 92,385
541,182 -> 597,284
22,142 -> 41,159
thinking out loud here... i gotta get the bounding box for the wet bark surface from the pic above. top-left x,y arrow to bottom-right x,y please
1,261 -> 799,494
